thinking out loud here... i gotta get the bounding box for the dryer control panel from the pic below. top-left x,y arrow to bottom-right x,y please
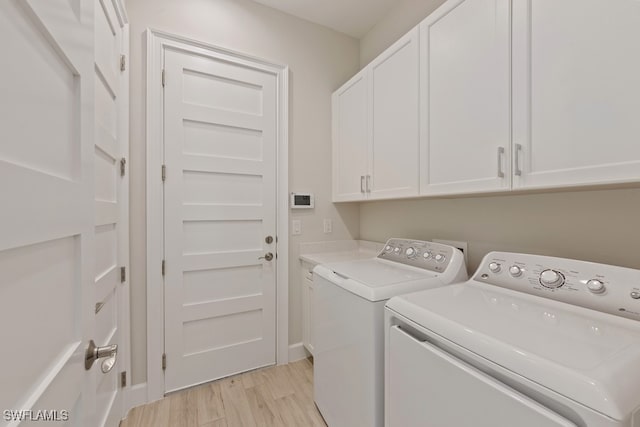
378,238 -> 457,273
474,252 -> 640,320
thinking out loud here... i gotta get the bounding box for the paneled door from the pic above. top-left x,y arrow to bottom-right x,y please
332,70 -> 368,202
163,48 -> 278,392
0,0 -> 96,425
94,0 -> 128,425
419,0 -> 511,196
512,0 -> 640,189
368,27 -> 420,200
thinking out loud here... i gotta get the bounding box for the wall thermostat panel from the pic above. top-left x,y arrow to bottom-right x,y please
291,193 -> 314,209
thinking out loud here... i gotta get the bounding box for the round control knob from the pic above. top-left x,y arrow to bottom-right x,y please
434,254 -> 446,263
385,245 -> 393,253
509,265 -> 523,277
586,279 -> 606,294
423,251 -> 432,260
540,269 -> 564,289
393,247 -> 401,254
488,262 -> 501,273
405,247 -> 416,258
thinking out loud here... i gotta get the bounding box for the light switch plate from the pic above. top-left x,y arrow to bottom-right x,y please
292,220 -> 301,235
323,219 -> 332,234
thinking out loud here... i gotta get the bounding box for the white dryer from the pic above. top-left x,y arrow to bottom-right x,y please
385,252 -> 640,427
313,238 -> 467,427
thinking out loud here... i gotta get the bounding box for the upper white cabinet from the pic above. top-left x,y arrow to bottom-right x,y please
333,0 -> 640,202
512,0 -> 640,189
332,28 -> 419,202
419,0 -> 511,196
332,70 -> 368,201
369,28 -> 420,199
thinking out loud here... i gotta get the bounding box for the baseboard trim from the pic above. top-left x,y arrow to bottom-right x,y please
288,342 -> 310,362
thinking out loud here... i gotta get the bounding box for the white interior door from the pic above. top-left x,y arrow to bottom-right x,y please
0,0 -> 95,425
163,48 -> 278,392
94,0 -> 128,425
419,0 -> 511,196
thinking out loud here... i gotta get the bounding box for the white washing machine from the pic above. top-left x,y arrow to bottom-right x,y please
313,238 -> 468,427
385,252 -> 640,427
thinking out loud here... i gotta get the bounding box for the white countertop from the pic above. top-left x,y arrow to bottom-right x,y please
299,240 -> 384,266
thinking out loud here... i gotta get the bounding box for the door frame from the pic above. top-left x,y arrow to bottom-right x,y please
145,29 -> 289,402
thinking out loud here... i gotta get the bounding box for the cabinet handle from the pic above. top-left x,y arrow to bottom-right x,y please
360,175 -> 365,193
366,175 -> 371,193
514,144 -> 523,176
497,147 -> 505,178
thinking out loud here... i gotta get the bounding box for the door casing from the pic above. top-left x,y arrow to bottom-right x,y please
145,29 -> 289,402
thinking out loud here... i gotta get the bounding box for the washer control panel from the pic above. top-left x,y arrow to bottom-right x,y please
378,238 -> 456,273
474,252 -> 640,320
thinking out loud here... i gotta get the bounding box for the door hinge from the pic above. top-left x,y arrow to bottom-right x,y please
120,54 -> 126,72
120,157 -> 126,177
120,371 -> 127,388
162,353 -> 167,370
161,164 -> 166,181
161,69 -> 165,87
120,266 -> 126,283
161,260 -> 165,276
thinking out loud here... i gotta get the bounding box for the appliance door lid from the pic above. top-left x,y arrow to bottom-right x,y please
386,282 -> 640,420
388,325 -> 577,427
313,259 -> 438,302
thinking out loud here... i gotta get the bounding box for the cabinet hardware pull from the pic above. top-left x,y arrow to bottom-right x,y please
514,144 -> 523,176
360,175 -> 365,193
497,147 -> 505,178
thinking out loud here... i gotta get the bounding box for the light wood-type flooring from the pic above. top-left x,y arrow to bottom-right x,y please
120,358 -> 326,427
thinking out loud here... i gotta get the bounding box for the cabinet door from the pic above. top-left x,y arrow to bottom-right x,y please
301,263 -> 314,354
368,28 -> 420,199
513,0 -> 640,189
332,71 -> 368,201
420,0 -> 510,196
306,278 -> 315,354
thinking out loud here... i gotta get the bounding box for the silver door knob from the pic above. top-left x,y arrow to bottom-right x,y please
259,252 -> 274,261
85,339 -> 118,370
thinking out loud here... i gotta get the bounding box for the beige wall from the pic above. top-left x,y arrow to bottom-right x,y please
359,0 -> 446,66
126,0 -> 360,384
360,189 -> 640,274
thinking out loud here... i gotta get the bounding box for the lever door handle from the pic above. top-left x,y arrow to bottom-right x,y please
85,340 -> 118,370
259,252 -> 274,261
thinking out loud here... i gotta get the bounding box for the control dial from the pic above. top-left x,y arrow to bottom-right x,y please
434,254 -> 446,263
540,269 -> 565,289
423,251 -> 432,260
586,279 -> 606,294
405,247 -> 416,258
385,245 -> 393,253
509,265 -> 523,277
488,262 -> 501,273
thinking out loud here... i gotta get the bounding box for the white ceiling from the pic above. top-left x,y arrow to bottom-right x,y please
250,0 -> 401,38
